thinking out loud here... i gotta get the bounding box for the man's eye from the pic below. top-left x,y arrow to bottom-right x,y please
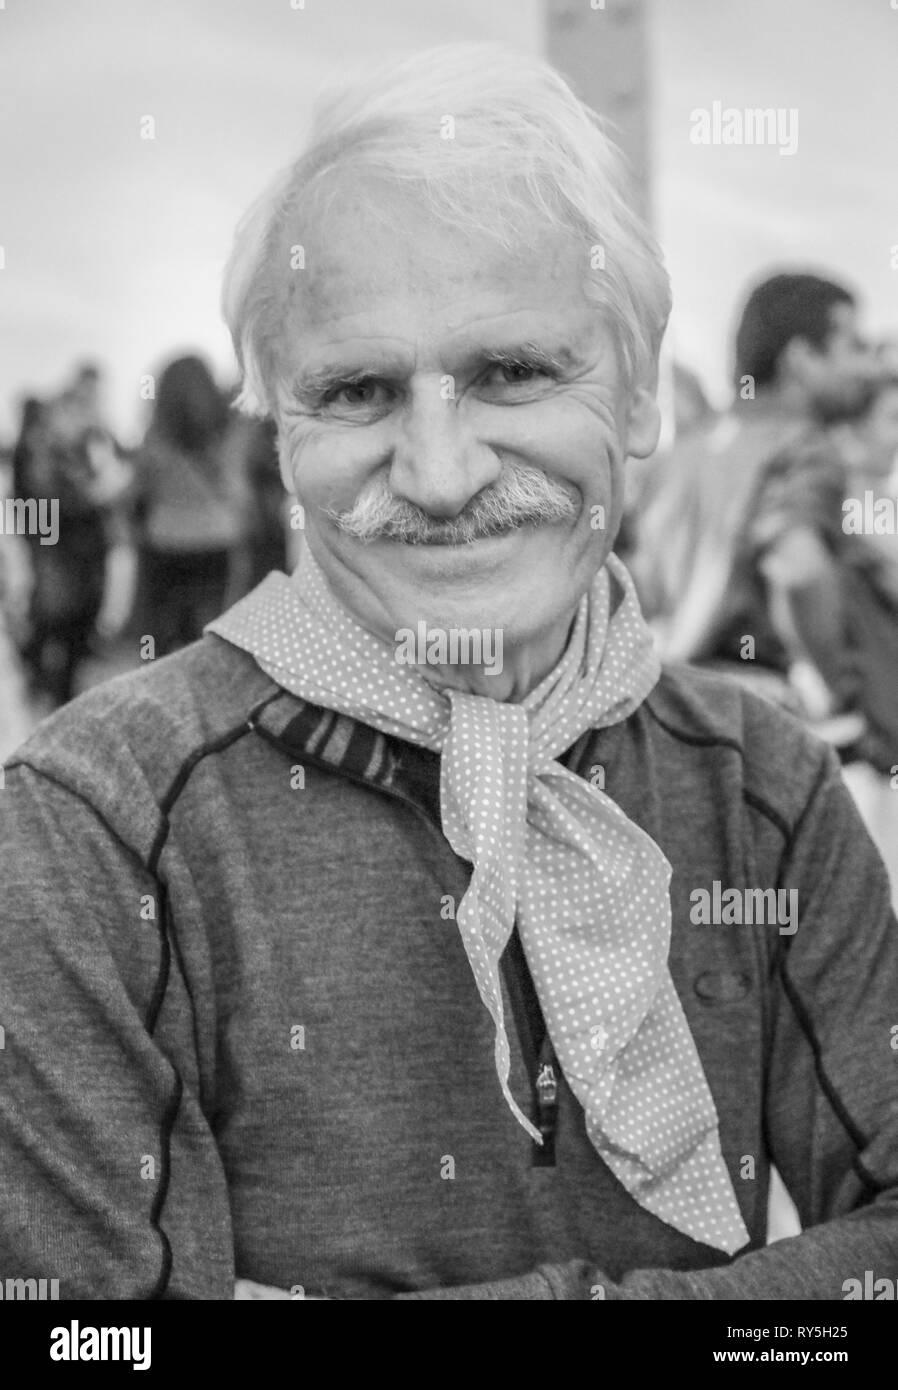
500,362 -> 536,383
483,361 -> 550,388
325,379 -> 390,410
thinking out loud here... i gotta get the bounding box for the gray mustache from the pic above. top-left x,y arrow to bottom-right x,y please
326,465 -> 580,545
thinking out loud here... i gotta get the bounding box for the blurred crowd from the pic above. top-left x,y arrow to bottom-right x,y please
622,271 -> 898,902
0,355 -> 289,741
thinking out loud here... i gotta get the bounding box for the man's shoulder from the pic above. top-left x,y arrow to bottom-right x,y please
643,662 -> 833,836
5,636 -> 279,835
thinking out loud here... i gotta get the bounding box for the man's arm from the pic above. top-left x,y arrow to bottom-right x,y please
759,526 -> 856,708
395,750 -> 898,1300
0,763 -> 235,1299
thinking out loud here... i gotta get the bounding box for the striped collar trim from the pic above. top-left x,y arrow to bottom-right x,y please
244,682 -> 601,826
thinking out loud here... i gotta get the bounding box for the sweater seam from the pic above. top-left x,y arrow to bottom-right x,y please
775,965 -> 880,1198
770,749 -> 882,1202
12,688 -> 285,1302
148,689 -> 285,866
644,694 -> 880,1198
148,1070 -> 184,1300
143,688 -> 284,1299
643,697 -> 798,841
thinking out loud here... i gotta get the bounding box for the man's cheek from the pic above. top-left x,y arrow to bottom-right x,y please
281,430 -> 363,508
276,418 -> 319,493
578,462 -> 621,557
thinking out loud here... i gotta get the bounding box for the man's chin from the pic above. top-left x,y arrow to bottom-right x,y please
374,538 -> 572,640
385,524 -> 551,599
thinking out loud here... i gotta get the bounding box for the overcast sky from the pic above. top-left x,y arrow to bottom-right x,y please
1,0 -> 897,441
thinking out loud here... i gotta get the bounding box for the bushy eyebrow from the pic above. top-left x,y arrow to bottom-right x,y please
289,340 -> 576,402
478,342 -> 572,374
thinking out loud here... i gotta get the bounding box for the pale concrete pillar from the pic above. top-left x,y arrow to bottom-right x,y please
544,0 -> 652,224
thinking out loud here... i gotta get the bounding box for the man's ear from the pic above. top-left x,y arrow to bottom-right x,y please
625,384 -> 662,460
276,426 -> 295,494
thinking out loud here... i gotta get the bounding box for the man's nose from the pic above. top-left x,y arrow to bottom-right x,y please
389,376 -> 501,517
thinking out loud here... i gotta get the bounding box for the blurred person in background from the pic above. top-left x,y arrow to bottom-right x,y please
834,372 -> 898,596
0,430 -> 37,756
0,530 -> 34,757
11,395 -> 49,500
8,396 -> 47,687
631,271 -> 897,898
131,355 -> 250,654
11,377 -> 134,703
670,360 -> 715,439
835,372 -> 898,520
16,391 -> 114,708
67,361 -> 105,435
632,273 -> 874,694
69,362 -> 137,646
829,374 -> 898,900
617,360 -> 716,563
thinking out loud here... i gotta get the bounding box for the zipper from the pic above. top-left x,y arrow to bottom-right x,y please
534,1032 -> 558,1165
500,925 -> 559,1167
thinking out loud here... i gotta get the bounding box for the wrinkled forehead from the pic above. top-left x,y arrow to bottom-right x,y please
270,171 -> 606,371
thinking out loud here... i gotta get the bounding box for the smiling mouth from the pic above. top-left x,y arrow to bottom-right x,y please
379,514 -> 572,546
396,523 -> 529,547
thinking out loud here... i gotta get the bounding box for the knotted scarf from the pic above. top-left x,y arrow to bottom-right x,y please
207,545 -> 749,1254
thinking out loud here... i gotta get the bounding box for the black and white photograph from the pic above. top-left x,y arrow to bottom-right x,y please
1,0 -> 897,1353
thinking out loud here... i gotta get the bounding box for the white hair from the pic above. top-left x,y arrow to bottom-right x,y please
222,42 -> 671,417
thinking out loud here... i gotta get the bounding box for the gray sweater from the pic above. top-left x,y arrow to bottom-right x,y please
1,635 -> 896,1299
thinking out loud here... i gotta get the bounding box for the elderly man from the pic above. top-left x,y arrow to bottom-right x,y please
1,44 -> 896,1302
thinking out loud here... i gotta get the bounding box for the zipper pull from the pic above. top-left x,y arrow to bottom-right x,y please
535,1056 -> 558,1155
536,1061 -> 557,1110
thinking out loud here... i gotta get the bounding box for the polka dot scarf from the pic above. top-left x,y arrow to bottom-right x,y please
207,547 -> 749,1255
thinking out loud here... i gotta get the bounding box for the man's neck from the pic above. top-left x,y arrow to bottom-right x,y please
417,605 -> 580,703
